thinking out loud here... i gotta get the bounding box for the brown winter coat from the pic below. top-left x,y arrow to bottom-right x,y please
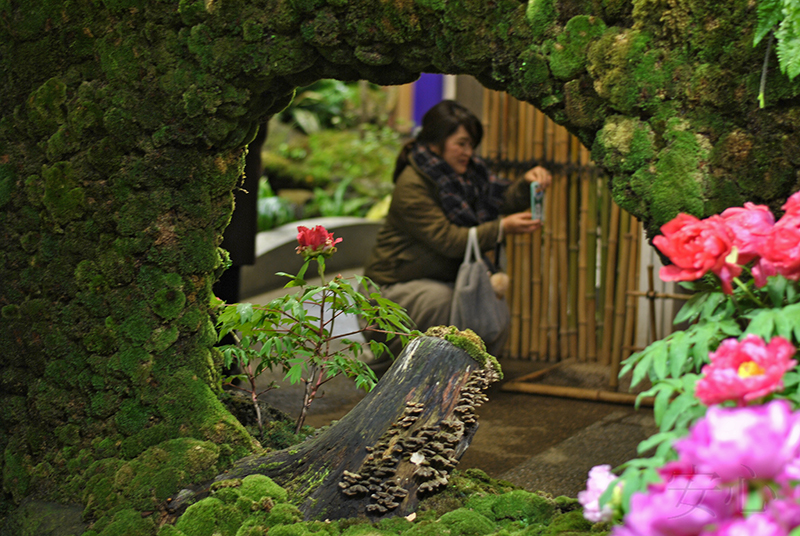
364,159 -> 530,285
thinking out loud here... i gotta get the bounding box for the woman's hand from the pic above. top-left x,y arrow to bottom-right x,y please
524,165 -> 552,191
501,211 -> 542,234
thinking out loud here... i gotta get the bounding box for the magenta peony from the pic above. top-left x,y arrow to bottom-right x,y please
579,464 -> 619,522
610,472 -> 738,536
694,335 -> 797,407
698,513 -> 788,536
674,400 -> 800,484
295,225 -> 342,260
720,202 -> 774,265
653,214 -> 741,294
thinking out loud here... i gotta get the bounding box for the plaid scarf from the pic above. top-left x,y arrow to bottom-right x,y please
410,143 -> 509,227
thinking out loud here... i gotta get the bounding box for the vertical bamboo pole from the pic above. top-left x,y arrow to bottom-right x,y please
546,172 -> 559,361
585,147 -> 598,362
554,127 -> 569,359
615,218 -> 640,388
597,180 -> 610,339
609,212 -> 632,388
506,232 -> 517,359
567,136 -> 580,360
480,91 -> 492,160
600,203 -> 621,365
631,221 -> 642,354
532,109 -> 546,360
519,102 -> 533,359
534,110 -> 552,361
578,162 -> 589,362
489,91 -> 501,160
647,265 -> 658,343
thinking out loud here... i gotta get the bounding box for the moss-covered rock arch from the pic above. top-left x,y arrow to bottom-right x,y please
1,0 -> 799,529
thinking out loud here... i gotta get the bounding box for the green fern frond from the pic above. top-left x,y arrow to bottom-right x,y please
775,6 -> 800,80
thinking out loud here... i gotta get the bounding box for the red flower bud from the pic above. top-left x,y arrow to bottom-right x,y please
296,225 -> 342,260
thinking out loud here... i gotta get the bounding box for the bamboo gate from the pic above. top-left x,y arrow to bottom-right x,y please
478,90 -> 683,397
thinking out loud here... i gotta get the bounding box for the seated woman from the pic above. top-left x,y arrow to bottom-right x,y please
363,99 -> 551,357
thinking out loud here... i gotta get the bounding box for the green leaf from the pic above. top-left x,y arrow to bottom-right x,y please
673,292 -> 708,325
744,309 -> 776,339
776,11 -> 800,80
653,385 -> 675,425
284,363 -> 304,384
755,0 -> 782,45
659,393 -> 699,432
637,430 -> 678,455
668,331 -> 690,378
767,275 -> 789,307
236,302 -> 255,323
775,311 -> 794,339
651,342 -> 669,381
630,351 -> 653,388
699,292 -> 727,320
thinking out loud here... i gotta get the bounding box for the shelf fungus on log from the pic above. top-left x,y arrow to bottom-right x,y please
166,327 -> 501,522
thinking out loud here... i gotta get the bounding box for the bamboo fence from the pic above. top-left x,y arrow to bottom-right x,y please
478,90 -> 681,387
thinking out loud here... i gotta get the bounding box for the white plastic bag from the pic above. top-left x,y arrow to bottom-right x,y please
449,227 -> 510,355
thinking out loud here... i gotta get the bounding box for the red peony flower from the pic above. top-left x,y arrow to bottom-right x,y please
694,334 -> 797,407
761,213 -> 800,281
720,202 -> 774,265
296,225 -> 342,259
653,213 -> 741,294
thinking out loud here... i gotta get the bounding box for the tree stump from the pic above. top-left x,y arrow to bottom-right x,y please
168,328 -> 501,522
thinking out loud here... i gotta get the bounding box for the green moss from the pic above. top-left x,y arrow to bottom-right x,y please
526,0 -> 557,40
545,16 -> 607,80
42,162 -> 86,225
467,490 -> 557,525
158,525 -> 187,536
542,509 -> 593,534
3,448 -> 31,502
113,438 -> 220,510
174,496 -> 246,536
375,517 -> 413,533
119,312 -> 157,346
147,325 -> 180,353
239,474 -> 289,503
340,524 -> 390,536
406,508 -> 496,536
266,502 -> 303,526
115,399 -> 151,437
27,77 -> 67,134
54,424 -> 82,446
0,163 -> 15,209
424,326 -> 503,379
650,118 -> 708,222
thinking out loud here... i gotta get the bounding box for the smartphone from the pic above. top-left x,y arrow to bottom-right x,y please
531,181 -> 545,224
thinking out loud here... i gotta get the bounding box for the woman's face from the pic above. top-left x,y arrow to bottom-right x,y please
433,125 -> 474,175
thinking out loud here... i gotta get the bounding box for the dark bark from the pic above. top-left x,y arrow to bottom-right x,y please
168,334 -> 500,521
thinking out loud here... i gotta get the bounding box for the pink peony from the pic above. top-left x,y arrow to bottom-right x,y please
295,225 -> 342,260
694,335 -> 797,407
674,400 -> 800,484
578,464 -> 618,522
653,214 -> 741,294
782,190 -> 800,217
699,513 -> 789,536
767,494 -> 800,531
720,202 -> 774,265
610,472 -> 738,536
761,214 -> 800,281
752,257 -> 779,288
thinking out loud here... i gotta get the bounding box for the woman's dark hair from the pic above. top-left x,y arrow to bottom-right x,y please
393,100 -> 483,181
